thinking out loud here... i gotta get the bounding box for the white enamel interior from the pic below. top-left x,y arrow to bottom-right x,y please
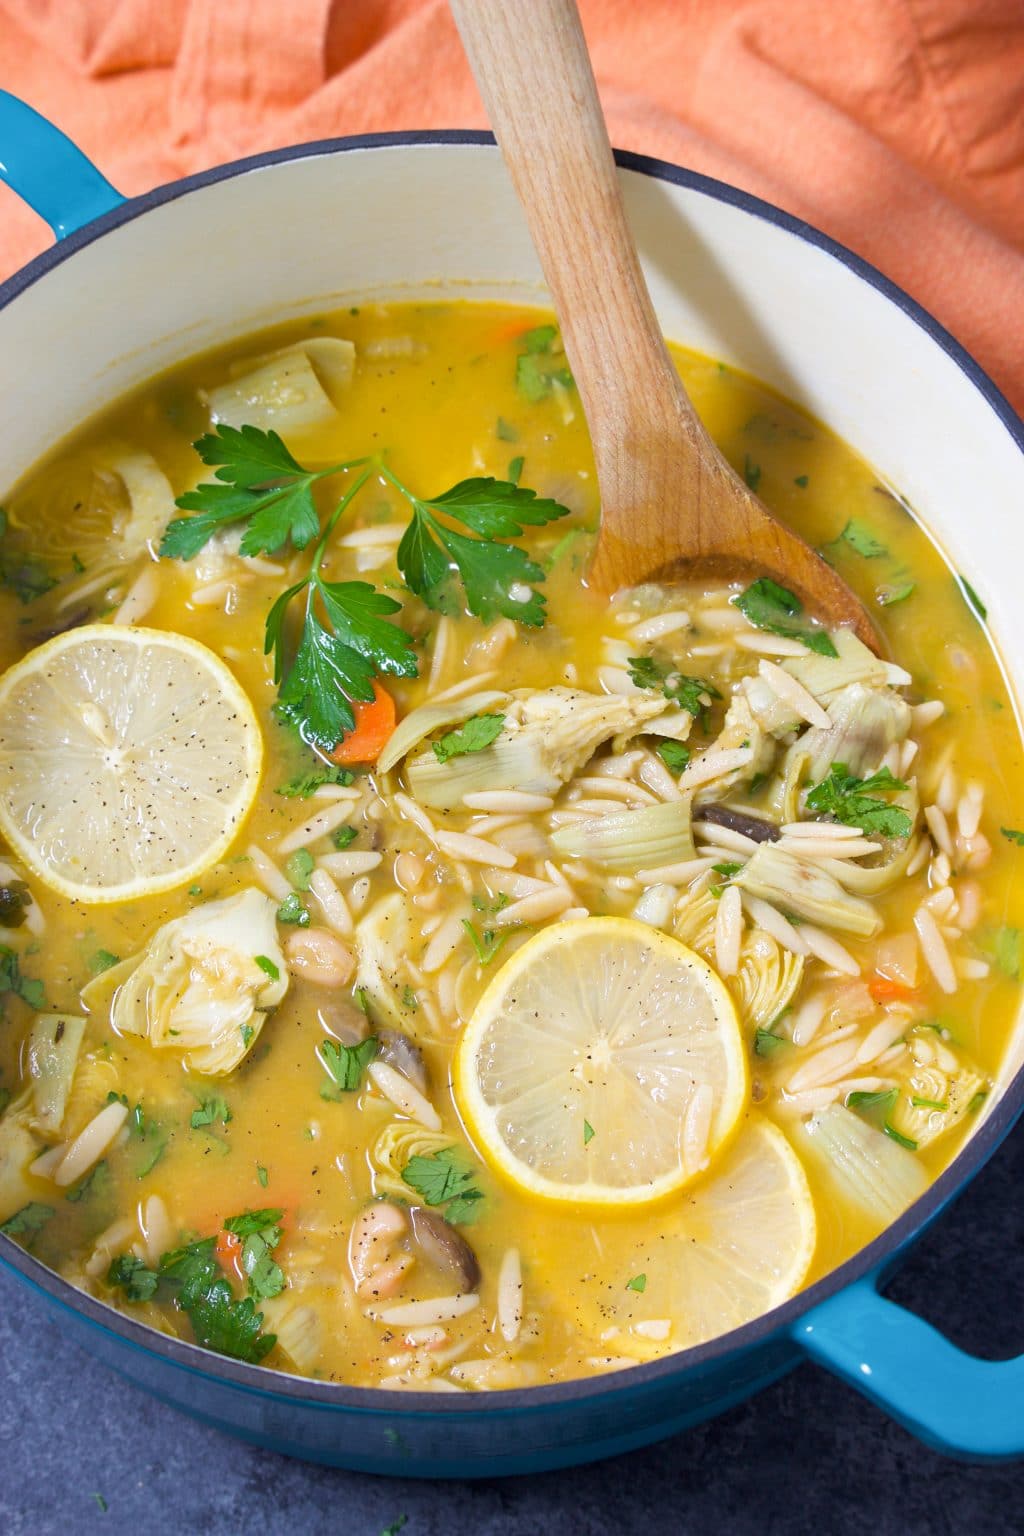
2,140 -> 1023,1095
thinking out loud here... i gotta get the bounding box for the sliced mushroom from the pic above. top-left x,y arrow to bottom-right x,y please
693,802 -> 779,843
376,1027 -> 428,1094
409,1206 -> 481,1291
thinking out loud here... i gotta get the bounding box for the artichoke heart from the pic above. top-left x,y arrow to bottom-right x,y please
406,687 -> 668,810
551,799 -> 694,873
0,1091 -> 43,1224
735,844 -> 882,937
111,889 -> 288,1076
27,1014 -> 86,1136
782,629 -> 890,704
890,1053 -> 988,1149
796,683 -> 911,783
674,876 -> 803,1030
355,892 -> 419,1030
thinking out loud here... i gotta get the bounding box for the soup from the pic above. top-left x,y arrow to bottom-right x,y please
0,302 -> 1019,1391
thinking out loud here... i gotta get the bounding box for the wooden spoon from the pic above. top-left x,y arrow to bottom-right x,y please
450,0 -> 878,648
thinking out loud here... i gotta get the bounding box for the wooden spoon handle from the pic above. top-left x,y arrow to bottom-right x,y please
450,0 -> 710,494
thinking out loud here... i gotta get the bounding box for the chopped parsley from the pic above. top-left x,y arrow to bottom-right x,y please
432,713 -> 506,764
0,946 -> 44,1010
107,1253 -> 160,1301
583,1119 -> 595,1145
655,740 -> 691,775
835,519 -> 887,559
732,578 -> 838,657
320,1036 -> 378,1096
794,474 -> 809,488
402,1145 -> 486,1225
625,1273 -> 647,1294
276,762 -> 354,798
276,892 -> 310,927
110,1232 -> 277,1364
847,1087 -> 899,1114
805,763 -> 912,839
254,955 -> 280,982
401,985 -> 419,1012
1000,828 -> 1024,846
284,848 -> 315,891
496,416 -> 518,443
877,581 -> 915,607
65,1160 -> 111,1204
190,1095 -> 232,1131
88,948 -> 121,975
256,1164 -> 269,1188
515,325 -> 573,402
461,919 -> 513,967
332,824 -> 358,850
223,1208 -> 286,1302
754,1028 -> 788,1058
0,1202 -> 54,1245
507,455 -> 524,485
985,924 -> 1022,980
627,656 -> 721,718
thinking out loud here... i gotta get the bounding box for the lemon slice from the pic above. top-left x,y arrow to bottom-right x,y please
605,1119 -> 817,1353
0,624 -> 262,903
455,917 -> 747,1208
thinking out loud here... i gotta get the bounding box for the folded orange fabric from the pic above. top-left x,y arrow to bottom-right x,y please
1,0 -> 1022,414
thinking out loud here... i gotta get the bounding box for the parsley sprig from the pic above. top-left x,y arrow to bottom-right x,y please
161,425 -> 570,750
732,578 -> 838,657
627,656 -> 721,718
402,1145 -> 486,1225
805,763 -> 913,839
108,1208 -> 285,1363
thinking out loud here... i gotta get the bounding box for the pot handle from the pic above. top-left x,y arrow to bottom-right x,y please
0,90 -> 124,240
794,1274 -> 1024,1459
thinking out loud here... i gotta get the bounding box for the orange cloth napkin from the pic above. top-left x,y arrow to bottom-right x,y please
1,0 -> 1022,414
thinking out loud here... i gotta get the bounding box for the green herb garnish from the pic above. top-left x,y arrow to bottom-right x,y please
276,892 -> 310,927
1001,828 -> 1024,846
0,1202 -> 54,1245
284,848 -> 315,891
836,519 -> 887,558
884,1124 -> 918,1151
254,955 -> 280,982
276,763 -> 354,798
754,1028 -> 787,1057
583,1119 -> 595,1145
0,946 -> 44,1009
332,825 -> 358,850
0,881 -> 31,929
161,425 -> 569,751
805,763 -> 912,839
190,1095 -> 232,1131
743,455 -> 761,492
626,1273 -> 647,1294
732,578 -> 837,657
107,1253 -> 160,1301
223,1208 -> 286,1302
515,326 -> 573,402
89,948 -> 121,975
877,581 -> 915,607
627,656 -> 721,718
461,919 -> 513,967
401,1146 -> 486,1225
320,1036 -> 377,1096
432,713 -> 506,764
655,740 -> 691,775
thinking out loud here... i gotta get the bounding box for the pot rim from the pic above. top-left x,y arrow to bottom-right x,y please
1,128 -> 1023,1414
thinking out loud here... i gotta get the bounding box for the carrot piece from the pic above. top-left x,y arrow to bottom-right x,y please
329,680 -> 396,765
215,1228 -> 244,1284
868,974 -> 919,1004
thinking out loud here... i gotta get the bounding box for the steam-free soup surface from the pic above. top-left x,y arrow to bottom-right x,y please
0,302 -> 1020,1389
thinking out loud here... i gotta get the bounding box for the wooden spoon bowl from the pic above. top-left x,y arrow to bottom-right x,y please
451,0 -> 878,649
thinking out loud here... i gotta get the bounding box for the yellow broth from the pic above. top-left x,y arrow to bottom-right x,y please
0,301 -> 1020,1388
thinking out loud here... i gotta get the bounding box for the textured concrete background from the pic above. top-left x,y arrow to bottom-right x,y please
1,1122 -> 1021,1535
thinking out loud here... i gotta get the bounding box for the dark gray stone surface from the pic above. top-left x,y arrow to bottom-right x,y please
1,1124 -> 1022,1536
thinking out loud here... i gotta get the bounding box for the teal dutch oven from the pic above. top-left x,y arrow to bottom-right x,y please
0,89 -> 1022,1473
